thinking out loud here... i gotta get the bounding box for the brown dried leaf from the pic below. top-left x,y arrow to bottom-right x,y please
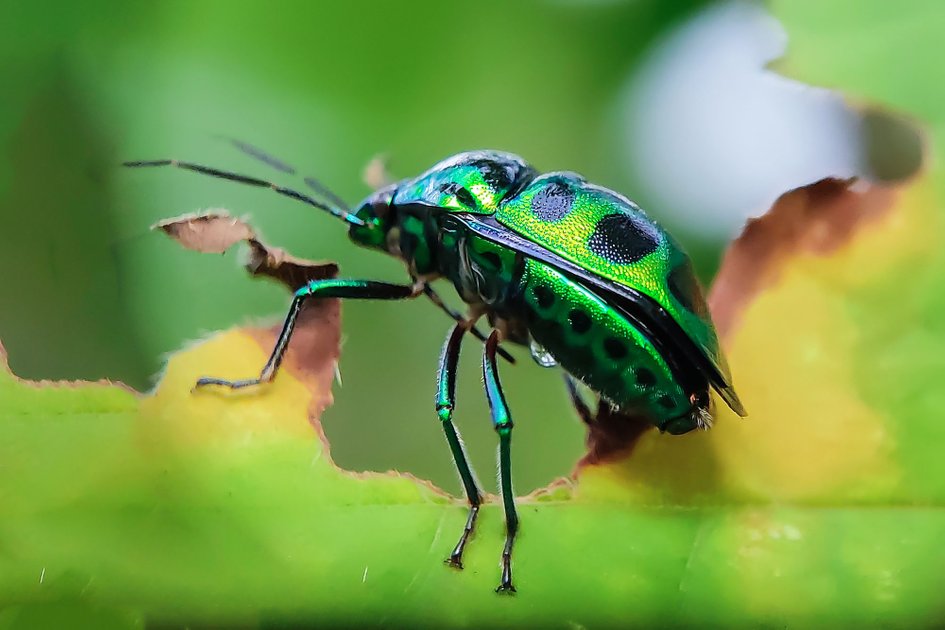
244,239 -> 338,292
154,211 -> 255,254
708,178 -> 895,337
363,153 -> 393,190
579,406 -> 650,467
156,210 -> 339,293
157,211 -> 340,381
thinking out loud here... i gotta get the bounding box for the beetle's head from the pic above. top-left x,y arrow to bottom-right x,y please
660,390 -> 712,435
348,184 -> 397,252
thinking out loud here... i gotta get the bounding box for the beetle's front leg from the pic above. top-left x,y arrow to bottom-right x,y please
194,279 -> 421,391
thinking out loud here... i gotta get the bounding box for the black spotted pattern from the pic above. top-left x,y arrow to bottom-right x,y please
439,182 -> 477,209
634,367 -> 656,388
533,285 -> 555,309
603,337 -> 627,360
667,259 -> 709,317
587,214 -> 660,265
455,187 -> 476,208
568,309 -> 592,334
471,159 -> 514,192
658,395 -> 676,410
531,180 -> 575,222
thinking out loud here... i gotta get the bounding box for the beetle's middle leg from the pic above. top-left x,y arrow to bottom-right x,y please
436,322 -> 484,569
483,329 -> 518,594
423,284 -> 515,364
194,279 -> 421,390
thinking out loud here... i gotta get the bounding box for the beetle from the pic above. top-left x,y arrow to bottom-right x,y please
125,147 -> 746,593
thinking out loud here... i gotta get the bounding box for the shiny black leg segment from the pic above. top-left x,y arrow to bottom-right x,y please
423,285 -> 515,364
194,279 -> 419,391
564,373 -> 595,426
483,330 -> 518,594
436,324 -> 484,569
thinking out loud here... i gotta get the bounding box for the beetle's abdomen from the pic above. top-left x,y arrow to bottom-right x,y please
513,258 -> 695,424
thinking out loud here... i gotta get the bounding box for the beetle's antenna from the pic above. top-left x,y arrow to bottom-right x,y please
122,159 -> 366,227
220,137 -> 352,213
303,175 -> 350,212
224,137 -> 297,175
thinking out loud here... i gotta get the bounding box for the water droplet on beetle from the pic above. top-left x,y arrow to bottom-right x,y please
529,339 -> 557,367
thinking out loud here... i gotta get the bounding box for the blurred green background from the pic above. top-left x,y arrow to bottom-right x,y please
0,0 -> 878,494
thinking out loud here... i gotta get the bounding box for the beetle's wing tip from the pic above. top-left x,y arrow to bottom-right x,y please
717,386 -> 748,418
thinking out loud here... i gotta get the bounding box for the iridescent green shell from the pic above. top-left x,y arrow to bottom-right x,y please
491,172 -> 741,413
392,151 -> 536,214
387,152 -> 742,416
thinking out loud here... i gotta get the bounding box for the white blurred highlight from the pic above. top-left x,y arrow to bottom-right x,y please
624,1 -> 862,238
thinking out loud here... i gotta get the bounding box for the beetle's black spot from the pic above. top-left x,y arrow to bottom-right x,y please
454,187 -> 476,208
587,214 -> 659,264
479,251 -> 502,271
531,180 -> 574,222
603,337 -> 627,360
439,182 -> 477,209
532,285 -> 554,309
658,395 -> 676,410
634,367 -> 656,388
568,309 -> 592,334
667,259 -> 708,317
472,159 -> 514,192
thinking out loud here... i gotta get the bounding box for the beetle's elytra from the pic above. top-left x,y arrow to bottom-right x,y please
125,147 -> 745,594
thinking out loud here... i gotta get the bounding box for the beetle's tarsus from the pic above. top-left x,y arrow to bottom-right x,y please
444,502 -> 479,572
495,551 -> 516,594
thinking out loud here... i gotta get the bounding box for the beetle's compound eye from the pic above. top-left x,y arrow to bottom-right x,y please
372,199 -> 392,221
349,197 -> 392,250
352,201 -> 369,222
354,184 -> 397,224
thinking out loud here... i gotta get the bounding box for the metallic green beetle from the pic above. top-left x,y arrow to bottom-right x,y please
126,147 -> 746,593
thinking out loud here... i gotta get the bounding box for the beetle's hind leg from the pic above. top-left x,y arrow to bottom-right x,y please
436,323 -> 484,569
483,330 -> 518,594
194,279 -> 420,391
